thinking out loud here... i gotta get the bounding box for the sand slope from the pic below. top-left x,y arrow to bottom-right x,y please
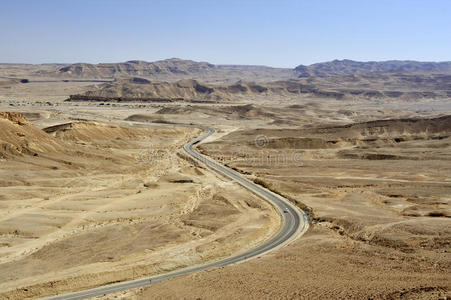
0,116 -> 279,299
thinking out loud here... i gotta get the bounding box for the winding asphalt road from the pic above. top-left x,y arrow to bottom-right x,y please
42,125 -> 309,300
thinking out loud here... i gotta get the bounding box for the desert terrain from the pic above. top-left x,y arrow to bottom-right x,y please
0,59 -> 450,299
0,109 -> 279,299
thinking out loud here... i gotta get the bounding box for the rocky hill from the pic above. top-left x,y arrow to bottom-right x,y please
52,58 -> 295,82
69,78 -> 279,102
0,113 -> 62,158
4,58 -> 451,83
60,58 -> 451,80
3,58 -> 451,101
78,78 -> 224,101
67,67 -> 451,103
294,59 -> 451,77
57,59 -> 215,78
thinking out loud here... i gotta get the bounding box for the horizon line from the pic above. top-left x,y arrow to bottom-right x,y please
1,58 -> 451,68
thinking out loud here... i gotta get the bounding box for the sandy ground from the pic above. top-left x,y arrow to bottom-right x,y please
0,79 -> 450,299
100,102 -> 450,299
0,108 -> 279,299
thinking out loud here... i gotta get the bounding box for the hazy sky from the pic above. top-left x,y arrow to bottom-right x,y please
1,0 -> 450,67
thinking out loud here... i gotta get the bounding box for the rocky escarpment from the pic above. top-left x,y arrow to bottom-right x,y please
294,59 -> 451,77
0,113 -> 62,158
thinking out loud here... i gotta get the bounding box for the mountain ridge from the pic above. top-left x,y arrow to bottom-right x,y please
295,59 -> 451,77
56,58 -> 451,80
3,58 -> 451,81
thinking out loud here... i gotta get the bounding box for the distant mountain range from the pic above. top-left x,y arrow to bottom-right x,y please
58,59 -> 215,77
68,71 -> 451,103
2,58 -> 450,101
55,58 -> 451,80
63,58 -> 451,102
295,59 -> 451,77
52,58 -> 295,82
14,58 -> 451,81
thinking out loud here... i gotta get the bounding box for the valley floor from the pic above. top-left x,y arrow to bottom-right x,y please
0,87 -> 450,299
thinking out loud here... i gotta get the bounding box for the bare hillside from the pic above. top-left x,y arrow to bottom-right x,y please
50,58 -> 296,82
295,59 -> 451,77
68,73 -> 451,102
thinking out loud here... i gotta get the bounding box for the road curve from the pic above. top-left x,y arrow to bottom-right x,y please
42,125 -> 309,300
